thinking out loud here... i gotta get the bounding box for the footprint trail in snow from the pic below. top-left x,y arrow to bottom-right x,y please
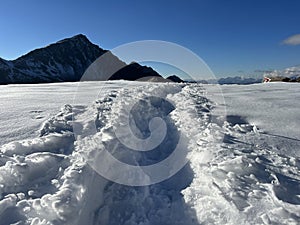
0,82 -> 299,225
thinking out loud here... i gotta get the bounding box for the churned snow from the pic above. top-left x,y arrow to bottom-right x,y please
0,81 -> 299,225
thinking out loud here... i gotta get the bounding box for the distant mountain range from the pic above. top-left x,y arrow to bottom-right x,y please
193,77 -> 262,85
263,66 -> 300,82
1,34 -> 298,85
217,76 -> 261,85
0,34 -> 181,84
196,66 -> 300,84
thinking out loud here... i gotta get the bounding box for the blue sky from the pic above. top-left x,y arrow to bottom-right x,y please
0,0 -> 300,78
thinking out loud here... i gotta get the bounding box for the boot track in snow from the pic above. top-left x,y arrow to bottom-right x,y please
0,82 -> 299,225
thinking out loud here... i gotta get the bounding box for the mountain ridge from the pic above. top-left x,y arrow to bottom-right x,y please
0,34 -> 164,84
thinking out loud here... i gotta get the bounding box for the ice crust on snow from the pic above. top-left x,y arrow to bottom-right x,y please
0,81 -> 299,225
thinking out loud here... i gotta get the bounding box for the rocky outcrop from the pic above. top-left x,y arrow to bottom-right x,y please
0,34 -> 164,84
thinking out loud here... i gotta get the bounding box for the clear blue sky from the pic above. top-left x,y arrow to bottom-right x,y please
0,0 -> 300,78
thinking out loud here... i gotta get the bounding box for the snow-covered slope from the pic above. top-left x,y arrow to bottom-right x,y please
0,81 -> 299,225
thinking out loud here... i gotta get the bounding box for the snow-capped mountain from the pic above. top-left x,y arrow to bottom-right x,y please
263,66 -> 300,81
0,34 -> 162,84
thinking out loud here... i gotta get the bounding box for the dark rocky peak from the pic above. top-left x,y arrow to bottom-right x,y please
0,57 -> 9,65
8,34 -> 107,82
57,34 -> 90,44
110,62 -> 161,80
16,34 -> 106,63
166,75 -> 184,83
0,34 -> 164,84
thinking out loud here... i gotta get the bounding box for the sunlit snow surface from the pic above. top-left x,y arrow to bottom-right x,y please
0,81 -> 299,225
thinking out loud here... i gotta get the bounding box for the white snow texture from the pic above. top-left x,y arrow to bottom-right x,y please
0,81 -> 299,225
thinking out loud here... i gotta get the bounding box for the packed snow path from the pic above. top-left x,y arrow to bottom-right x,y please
0,82 -> 299,225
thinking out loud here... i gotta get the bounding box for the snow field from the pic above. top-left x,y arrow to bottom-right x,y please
0,81 -> 299,224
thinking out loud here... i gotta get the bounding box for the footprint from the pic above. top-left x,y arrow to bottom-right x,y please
29,110 -> 44,120
31,110 -> 43,113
